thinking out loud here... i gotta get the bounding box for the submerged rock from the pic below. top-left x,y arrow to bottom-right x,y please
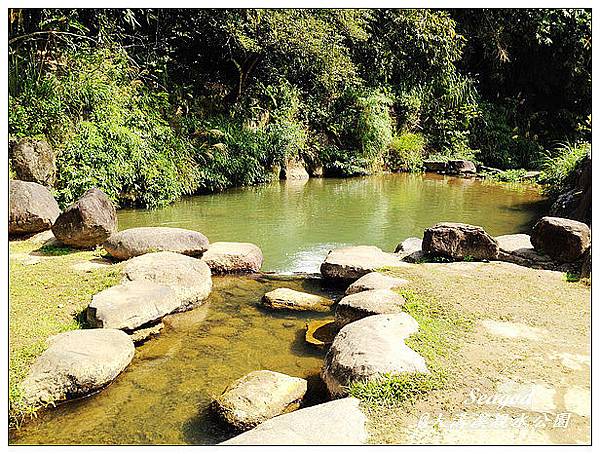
320,245 -> 408,282
122,251 -> 212,309
10,138 -> 57,187
9,180 -> 61,235
221,397 -> 367,445
335,289 -> 406,327
345,271 -> 409,295
201,241 -> 263,274
322,313 -> 427,397
103,227 -> 209,260
531,216 -> 591,263
52,188 -> 117,248
19,329 -> 134,407
129,321 -> 164,344
422,222 -> 499,261
261,288 -> 334,312
213,370 -> 307,431
87,280 -> 180,330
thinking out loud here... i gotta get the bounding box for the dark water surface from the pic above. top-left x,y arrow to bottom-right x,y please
118,173 -> 546,273
11,174 -> 545,444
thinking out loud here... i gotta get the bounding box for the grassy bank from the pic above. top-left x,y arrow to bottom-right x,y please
9,239 -> 121,427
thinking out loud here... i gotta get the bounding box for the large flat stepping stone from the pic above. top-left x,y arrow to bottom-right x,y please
320,245 -> 409,282
423,222 -> 499,260
531,216 -> 590,263
9,180 -> 60,235
213,370 -> 307,431
221,397 -> 367,445
19,329 -> 134,407
87,280 -> 180,330
261,288 -> 334,312
335,289 -> 406,327
52,188 -> 117,248
122,251 -> 212,309
345,271 -> 409,295
201,241 -> 263,274
103,227 -> 209,260
495,234 -> 553,267
322,313 -> 427,397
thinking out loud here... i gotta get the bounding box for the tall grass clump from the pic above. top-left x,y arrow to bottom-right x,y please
538,141 -> 590,197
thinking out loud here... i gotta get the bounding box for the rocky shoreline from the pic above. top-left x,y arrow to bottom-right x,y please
9,178 -> 591,444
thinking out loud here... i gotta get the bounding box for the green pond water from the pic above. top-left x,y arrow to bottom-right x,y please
11,173 -> 546,445
119,173 -> 546,273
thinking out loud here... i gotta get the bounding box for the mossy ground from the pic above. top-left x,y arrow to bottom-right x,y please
9,238 -> 121,426
356,261 -> 590,444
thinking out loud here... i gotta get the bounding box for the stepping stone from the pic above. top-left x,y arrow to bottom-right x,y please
261,288 -> 334,312
345,271 -> 409,295
321,245 -> 409,282
19,329 -> 134,407
213,370 -> 307,431
87,280 -> 179,330
481,319 -> 548,340
201,241 -> 263,274
221,397 -> 367,445
322,313 -> 427,397
103,227 -> 209,260
9,180 -> 60,235
72,259 -> 112,272
121,251 -> 212,309
495,234 -> 553,268
335,289 -> 406,327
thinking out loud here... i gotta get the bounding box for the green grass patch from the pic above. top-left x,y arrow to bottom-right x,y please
9,240 -> 121,428
348,286 -> 472,407
564,271 -> 581,283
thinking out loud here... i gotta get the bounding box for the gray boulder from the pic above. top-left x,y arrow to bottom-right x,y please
121,251 -> 212,310
221,397 -> 367,445
422,222 -> 499,260
394,237 -> 422,254
531,216 -> 591,263
51,188 -> 117,248
322,313 -> 427,397
321,245 -> 408,282
87,280 -> 180,330
336,289 -> 406,327
10,138 -> 56,187
9,180 -> 61,235
103,227 -> 209,260
19,329 -> 134,407
447,159 -> 477,174
495,234 -> 553,268
201,242 -> 263,274
261,288 -> 334,312
213,370 -> 307,431
345,271 -> 409,295
423,160 -> 447,173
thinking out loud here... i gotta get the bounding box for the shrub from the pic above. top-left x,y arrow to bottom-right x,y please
384,133 -> 426,172
538,141 -> 590,197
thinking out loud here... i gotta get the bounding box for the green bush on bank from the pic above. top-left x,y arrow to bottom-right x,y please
384,132 -> 426,172
538,141 -> 590,197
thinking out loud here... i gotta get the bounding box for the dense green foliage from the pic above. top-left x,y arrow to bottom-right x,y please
9,8 -> 591,207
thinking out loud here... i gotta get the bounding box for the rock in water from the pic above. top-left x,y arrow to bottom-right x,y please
422,222 -> 499,260
322,313 -> 427,397
213,370 -> 307,431
51,188 -> 117,248
201,242 -> 263,273
121,251 -> 212,309
320,245 -> 408,282
280,158 -> 309,180
103,227 -> 209,260
261,288 -> 334,312
531,216 -> 591,263
87,280 -> 180,330
220,398 -> 367,445
345,272 -> 409,295
423,161 -> 447,173
9,180 -> 61,235
447,159 -> 476,175
19,329 -> 134,407
10,138 -> 56,187
335,289 -> 406,327
394,237 -> 422,254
